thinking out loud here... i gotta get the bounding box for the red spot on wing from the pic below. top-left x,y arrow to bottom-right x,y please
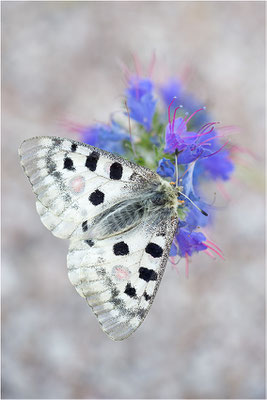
113,266 -> 130,281
70,176 -> 85,194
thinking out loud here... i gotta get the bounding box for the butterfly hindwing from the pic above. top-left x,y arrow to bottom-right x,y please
19,136 -> 159,239
67,211 -> 178,341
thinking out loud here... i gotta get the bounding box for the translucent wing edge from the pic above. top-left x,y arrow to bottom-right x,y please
18,136 -> 159,182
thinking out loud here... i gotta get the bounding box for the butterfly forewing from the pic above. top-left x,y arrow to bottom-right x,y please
19,136 -> 159,239
19,136 -> 179,340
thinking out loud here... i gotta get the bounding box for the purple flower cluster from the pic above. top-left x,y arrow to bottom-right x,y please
125,77 -> 157,131
160,77 -> 210,127
68,119 -> 130,155
156,95 -> 233,260
72,70 -> 234,270
171,228 -> 208,258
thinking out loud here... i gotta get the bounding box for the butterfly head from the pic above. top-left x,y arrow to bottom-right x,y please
170,181 -> 184,196
150,181 -> 179,210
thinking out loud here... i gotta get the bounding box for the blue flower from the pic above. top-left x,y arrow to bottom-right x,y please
197,147 -> 234,181
169,242 -> 178,256
171,228 -> 207,257
159,78 -> 182,106
181,162 -> 212,230
67,66 -> 235,265
164,117 -> 188,154
81,120 -> 129,155
126,77 -> 157,131
164,107 -> 232,169
156,158 -> 175,179
159,77 -> 209,127
177,229 -> 207,257
184,199 -> 212,231
164,115 -> 213,164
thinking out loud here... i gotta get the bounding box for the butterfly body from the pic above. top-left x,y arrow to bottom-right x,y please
89,181 -> 178,240
19,136 -> 179,341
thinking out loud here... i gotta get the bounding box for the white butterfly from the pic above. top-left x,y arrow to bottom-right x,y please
19,136 -> 179,341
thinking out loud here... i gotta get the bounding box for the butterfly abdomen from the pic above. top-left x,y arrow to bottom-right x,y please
90,199 -> 145,239
103,201 -> 145,238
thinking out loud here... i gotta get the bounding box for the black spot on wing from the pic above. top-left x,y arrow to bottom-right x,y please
110,162 -> 123,180
64,157 -> 75,171
113,241 -> 129,256
85,151 -> 99,171
145,242 -> 163,258
85,239 -> 94,247
139,267 -> 158,282
82,220 -> 88,232
71,143 -> 77,152
124,283 -> 136,298
89,189 -> 105,206
144,291 -> 151,301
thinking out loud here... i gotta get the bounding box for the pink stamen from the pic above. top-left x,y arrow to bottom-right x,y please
206,239 -> 223,255
171,105 -> 183,132
212,134 -> 232,140
202,140 -> 230,158
199,133 -> 234,144
119,60 -> 131,84
60,119 -> 85,133
198,135 -> 219,146
231,156 -> 251,168
133,53 -> 142,77
170,256 -> 176,266
180,65 -> 191,84
204,249 -> 216,260
198,122 -> 220,134
201,228 -> 213,241
185,253 -> 189,278
183,126 -> 216,139
216,181 -> 231,201
168,97 -> 177,129
124,101 -> 137,158
231,145 -> 257,159
199,126 -> 215,136
216,125 -> 240,136
231,176 -> 245,188
147,52 -> 156,77
177,113 -> 189,133
169,257 -> 180,274
184,107 -> 206,125
229,177 -> 249,198
204,244 -> 225,260
134,79 -> 139,100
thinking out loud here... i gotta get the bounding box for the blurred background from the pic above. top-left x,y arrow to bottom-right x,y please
2,2 -> 265,399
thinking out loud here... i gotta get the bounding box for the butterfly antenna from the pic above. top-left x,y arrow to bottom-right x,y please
178,191 -> 208,216
124,100 -> 137,158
